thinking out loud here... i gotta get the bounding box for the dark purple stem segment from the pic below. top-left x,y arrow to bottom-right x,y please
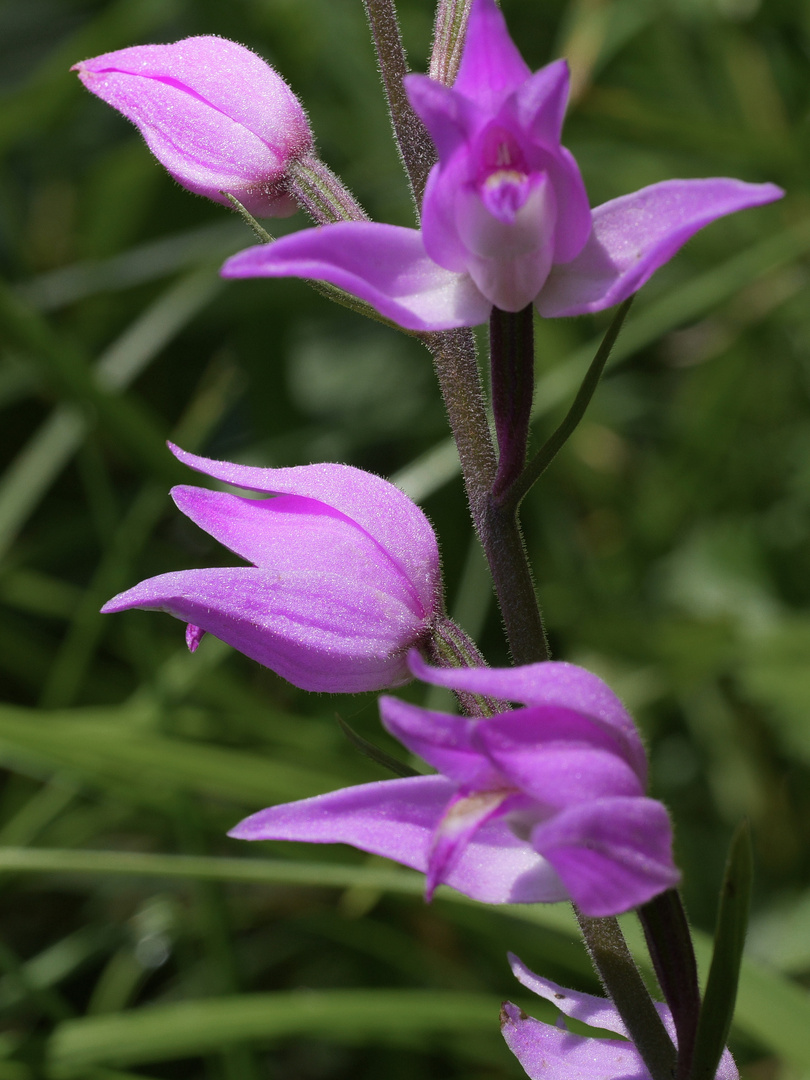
489,304 -> 535,500
422,327 -> 549,666
362,0 -> 437,208
639,890 -> 701,1080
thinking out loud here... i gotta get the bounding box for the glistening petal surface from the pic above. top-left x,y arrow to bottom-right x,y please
537,177 -> 784,317
100,566 -> 421,693
221,223 -> 491,331
229,776 -> 568,904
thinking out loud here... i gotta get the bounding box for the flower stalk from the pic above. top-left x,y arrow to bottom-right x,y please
429,0 -> 473,86
575,909 -> 678,1080
362,0 -> 436,207
286,151 -> 368,224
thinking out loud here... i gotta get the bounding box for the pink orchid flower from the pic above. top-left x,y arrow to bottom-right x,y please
101,445 -> 441,693
231,653 -> 679,917
220,0 -> 782,329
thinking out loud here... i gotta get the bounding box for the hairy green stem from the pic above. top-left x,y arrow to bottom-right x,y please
362,0 -> 437,207
286,151 -> 368,224
429,0 -> 473,85
421,327 -> 548,664
576,910 -> 677,1080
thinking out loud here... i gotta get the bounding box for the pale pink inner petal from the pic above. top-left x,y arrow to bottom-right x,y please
426,789 -> 513,899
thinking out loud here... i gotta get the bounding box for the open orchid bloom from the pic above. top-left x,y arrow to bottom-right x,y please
101,445 -> 441,693
230,653 -> 679,916
73,37 -> 312,217
502,954 -> 739,1080
221,0 -> 782,329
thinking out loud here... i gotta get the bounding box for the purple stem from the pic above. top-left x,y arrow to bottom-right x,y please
490,305 -> 535,499
639,890 -> 701,1080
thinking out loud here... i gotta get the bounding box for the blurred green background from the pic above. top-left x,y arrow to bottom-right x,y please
1,0 -> 809,1076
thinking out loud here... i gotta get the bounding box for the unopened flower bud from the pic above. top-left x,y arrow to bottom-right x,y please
73,36 -> 312,217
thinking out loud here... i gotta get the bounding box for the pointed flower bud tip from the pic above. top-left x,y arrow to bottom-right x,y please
73,37 -> 312,217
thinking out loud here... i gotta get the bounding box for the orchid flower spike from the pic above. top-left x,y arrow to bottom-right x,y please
231,653 -> 679,916
73,37 -> 312,217
221,0 -> 783,329
502,954 -> 739,1080
101,445 -> 442,693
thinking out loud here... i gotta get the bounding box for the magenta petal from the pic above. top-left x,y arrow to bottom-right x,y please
477,737 -> 643,808
100,566 -> 421,693
531,797 -> 680,916
537,177 -> 784,317
505,957 -> 740,1080
408,654 -> 648,781
379,696 -> 501,789
475,704 -> 645,785
221,223 -> 491,331
229,776 -> 566,904
500,1001 -> 649,1080
170,487 -> 421,617
405,75 -> 479,162
453,0 -> 532,109
511,60 -> 570,149
420,154 -> 477,272
167,446 -> 440,617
